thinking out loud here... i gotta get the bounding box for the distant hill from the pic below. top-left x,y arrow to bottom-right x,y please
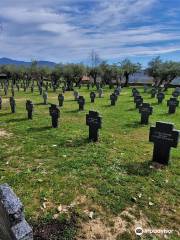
0,57 -> 56,67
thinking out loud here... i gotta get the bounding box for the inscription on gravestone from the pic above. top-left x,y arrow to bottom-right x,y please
149,122 -> 179,165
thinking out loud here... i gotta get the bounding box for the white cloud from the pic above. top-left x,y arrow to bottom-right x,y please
0,0 -> 179,62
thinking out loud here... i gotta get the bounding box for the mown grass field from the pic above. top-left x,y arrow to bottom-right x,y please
0,86 -> 179,240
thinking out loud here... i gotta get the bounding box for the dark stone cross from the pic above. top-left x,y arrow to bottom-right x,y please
172,89 -> 179,98
134,96 -> 143,108
26,100 -> 33,120
86,111 -> 102,142
132,88 -> 139,97
110,93 -> 117,106
90,92 -> 96,103
157,92 -> 165,104
9,97 -> 16,113
139,103 -> 153,124
167,97 -> 179,114
58,93 -> 64,107
78,96 -> 85,111
151,88 -> 157,98
49,104 -> 60,128
114,88 -> 120,96
149,122 -> 179,165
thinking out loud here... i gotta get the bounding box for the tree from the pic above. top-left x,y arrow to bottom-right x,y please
120,59 -> 141,86
146,57 -> 162,86
88,50 -> 102,84
147,57 -> 180,88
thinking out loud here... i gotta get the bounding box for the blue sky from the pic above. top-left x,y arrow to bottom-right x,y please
0,0 -> 180,66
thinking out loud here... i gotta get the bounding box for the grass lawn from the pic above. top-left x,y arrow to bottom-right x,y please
0,86 -> 179,240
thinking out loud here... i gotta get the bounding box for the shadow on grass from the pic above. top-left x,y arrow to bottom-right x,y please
124,121 -> 142,128
64,109 -> 79,113
120,161 -> 154,176
0,112 -> 12,117
34,103 -> 50,106
127,107 -> 135,111
6,118 -> 28,123
27,126 -> 52,132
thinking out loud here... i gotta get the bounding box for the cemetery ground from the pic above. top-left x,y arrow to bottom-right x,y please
0,87 -> 179,240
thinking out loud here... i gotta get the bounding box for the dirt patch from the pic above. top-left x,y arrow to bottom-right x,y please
77,207 -> 149,240
33,214 -> 77,240
0,129 -> 12,138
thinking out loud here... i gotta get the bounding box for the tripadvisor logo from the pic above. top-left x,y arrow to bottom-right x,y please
135,227 -> 143,236
135,227 -> 173,236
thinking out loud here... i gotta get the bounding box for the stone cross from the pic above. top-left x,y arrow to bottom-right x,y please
9,97 -> 16,113
86,111 -> 102,142
134,96 -> 143,109
49,104 -> 60,128
26,100 -> 34,120
110,93 -> 117,106
149,122 -> 179,165
90,92 -> 96,103
78,96 -> 85,111
43,91 -> 48,105
73,91 -> 79,101
58,93 -> 64,107
139,103 -> 153,124
172,89 -> 179,98
151,88 -> 157,98
31,85 -> 34,93
167,98 -> 179,114
0,183 -> 33,240
98,88 -> 103,98
157,92 -> 165,104
114,89 -> 120,96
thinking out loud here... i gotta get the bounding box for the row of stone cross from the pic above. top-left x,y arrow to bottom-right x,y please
132,88 -> 179,125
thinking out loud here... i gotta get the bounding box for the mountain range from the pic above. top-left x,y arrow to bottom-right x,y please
0,57 -> 56,67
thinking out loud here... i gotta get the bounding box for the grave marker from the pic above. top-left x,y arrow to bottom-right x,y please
86,111 -> 102,142
149,122 -> 179,165
26,100 -> 33,120
90,92 -> 96,103
110,93 -> 117,106
139,103 -> 153,124
157,92 -> 165,104
78,96 -> 85,111
58,93 -> 64,107
49,104 -> 60,128
167,98 -> 179,114
9,97 -> 16,113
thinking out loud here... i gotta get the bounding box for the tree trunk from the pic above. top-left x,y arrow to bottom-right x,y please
124,72 -> 129,87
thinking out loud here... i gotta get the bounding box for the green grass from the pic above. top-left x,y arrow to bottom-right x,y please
0,86 -> 179,239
